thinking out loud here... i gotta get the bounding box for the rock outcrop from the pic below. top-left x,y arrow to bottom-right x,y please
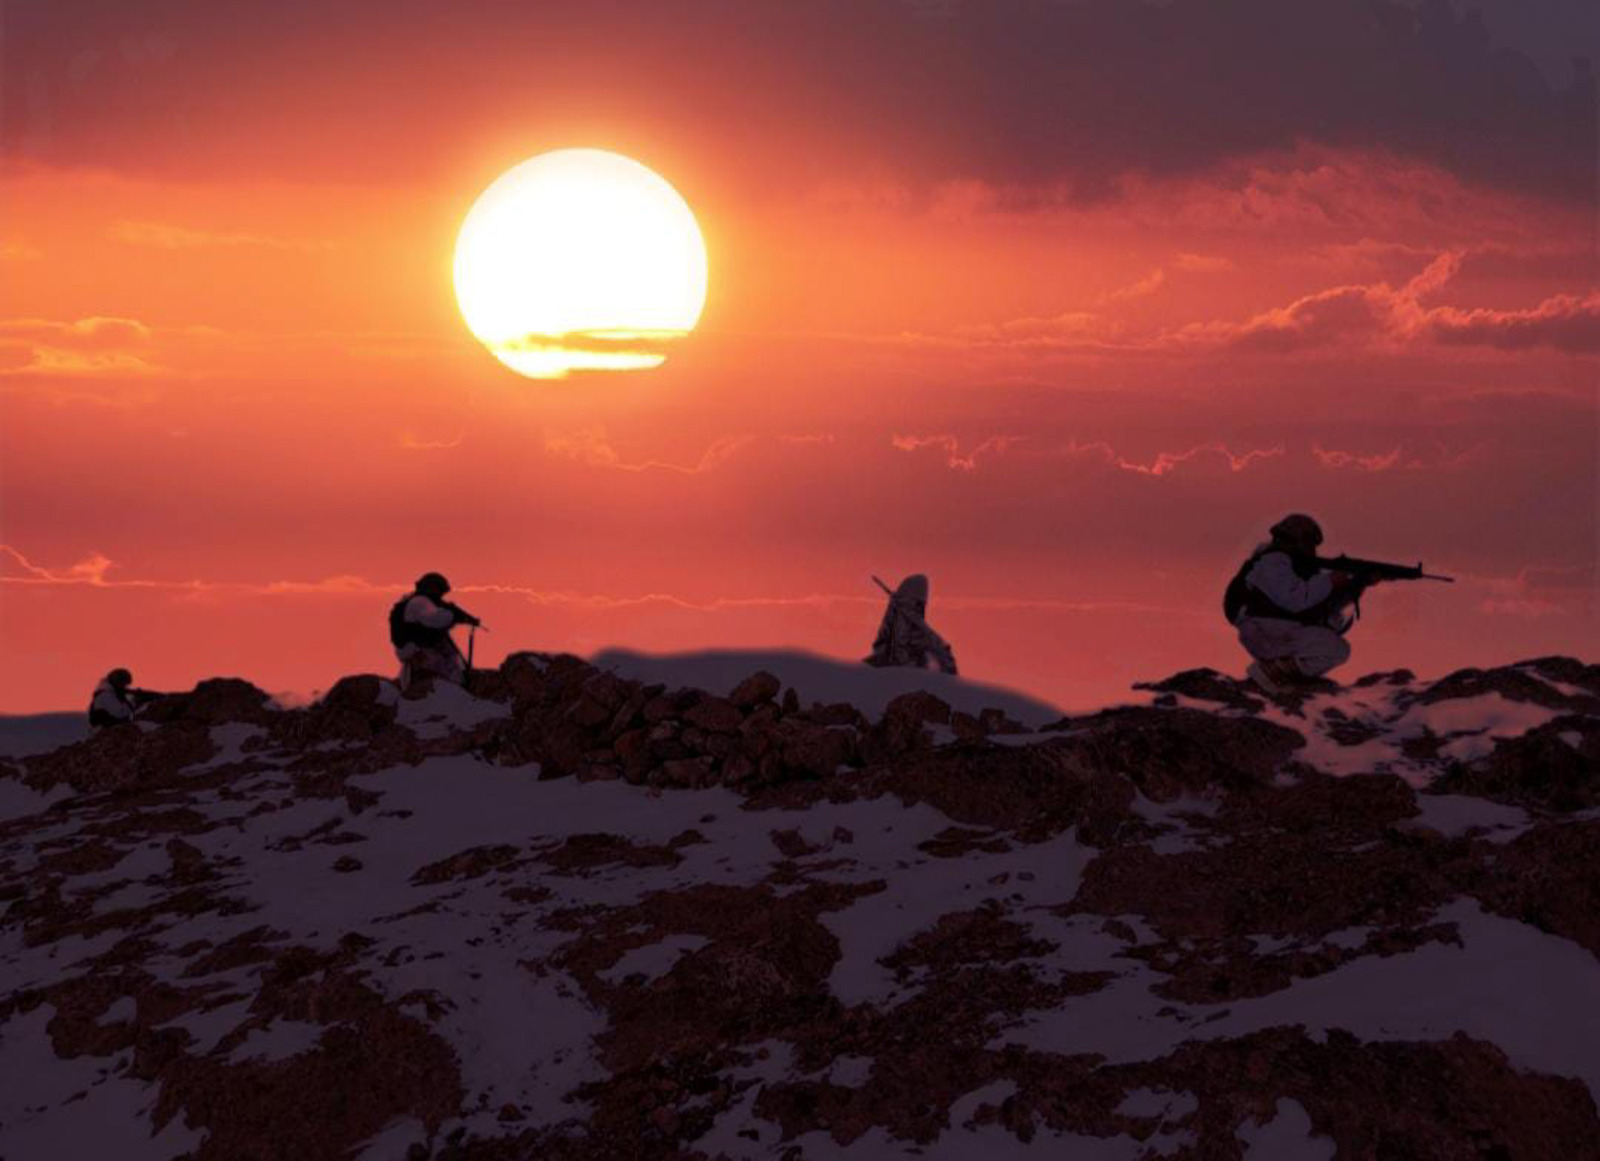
0,655 -> 1596,1158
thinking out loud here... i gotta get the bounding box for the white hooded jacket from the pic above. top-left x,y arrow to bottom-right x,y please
90,680 -> 135,724
1243,547 -> 1351,632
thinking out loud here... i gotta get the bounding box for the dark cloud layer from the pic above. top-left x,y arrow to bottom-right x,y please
3,0 -> 1595,203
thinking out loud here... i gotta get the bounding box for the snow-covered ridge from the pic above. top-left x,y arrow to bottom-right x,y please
0,653 -> 1596,1159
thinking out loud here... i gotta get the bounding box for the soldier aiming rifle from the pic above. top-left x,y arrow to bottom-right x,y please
1224,514 -> 1453,695
88,668 -> 162,729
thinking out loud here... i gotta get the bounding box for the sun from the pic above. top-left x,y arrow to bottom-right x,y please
453,149 -> 708,379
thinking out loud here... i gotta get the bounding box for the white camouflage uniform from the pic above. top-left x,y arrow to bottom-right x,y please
1235,547 -> 1353,678
396,594 -> 466,689
89,680 -> 136,727
865,575 -> 958,675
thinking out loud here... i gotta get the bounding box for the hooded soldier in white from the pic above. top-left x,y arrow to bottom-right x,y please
865,574 -> 958,676
390,572 -> 481,691
1226,514 -> 1358,692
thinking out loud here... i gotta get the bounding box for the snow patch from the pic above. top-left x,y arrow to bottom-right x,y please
1116,1087 -> 1199,1120
1400,694 -> 1563,763
157,999 -> 253,1056
351,1117 -> 428,1161
1409,794 -> 1531,843
0,776 -> 71,824
201,723 -> 265,767
1238,1098 -> 1334,1160
1005,896 -> 1600,1108
689,1040 -> 796,1160
394,684 -> 510,740
820,824 -> 1096,1005
1321,926 -> 1371,951
1131,791 -> 1220,854
0,1005 -> 206,1160
823,1054 -> 875,1088
596,934 -> 710,985
226,1018 -> 327,1064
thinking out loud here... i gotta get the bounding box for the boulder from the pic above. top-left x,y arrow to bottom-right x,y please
1054,705 -> 1305,801
613,730 -> 651,777
580,671 -> 632,713
657,757 -> 716,789
978,707 -> 1029,735
138,678 -> 277,727
1418,659 -> 1600,713
499,653 -> 550,704
778,722 -> 858,780
1133,668 -> 1265,713
465,669 -> 513,704
950,711 -> 985,742
807,702 -> 866,729
1432,716 -> 1600,812
684,695 -> 743,734
277,675 -> 399,746
884,691 -> 953,727
729,671 -> 782,709
24,722 -> 217,794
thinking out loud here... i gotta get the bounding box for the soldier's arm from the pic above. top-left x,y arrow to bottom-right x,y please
407,596 -> 457,629
1247,552 -> 1334,613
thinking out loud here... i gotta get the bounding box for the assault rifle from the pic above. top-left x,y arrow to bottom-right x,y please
1313,555 -> 1455,585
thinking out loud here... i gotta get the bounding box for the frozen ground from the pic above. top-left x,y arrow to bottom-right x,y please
1,655 -> 1595,1158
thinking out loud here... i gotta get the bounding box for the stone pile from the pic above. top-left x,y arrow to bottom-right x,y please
14,653 -> 1037,799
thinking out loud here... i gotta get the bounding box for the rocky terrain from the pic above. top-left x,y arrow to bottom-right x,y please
1,652 -> 1597,1160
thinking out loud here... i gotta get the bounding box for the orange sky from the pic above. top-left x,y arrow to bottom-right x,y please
2,0 -> 1596,713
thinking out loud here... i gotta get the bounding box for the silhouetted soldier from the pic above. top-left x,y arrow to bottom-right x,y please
1224,514 -> 1358,693
389,572 -> 481,691
865,574 -> 959,676
88,668 -> 159,729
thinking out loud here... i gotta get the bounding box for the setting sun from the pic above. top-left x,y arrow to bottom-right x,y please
452,149 -> 708,379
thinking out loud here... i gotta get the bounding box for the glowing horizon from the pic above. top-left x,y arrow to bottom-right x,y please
0,1 -> 1593,715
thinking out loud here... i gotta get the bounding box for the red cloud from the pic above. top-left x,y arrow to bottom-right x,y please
1180,252 -> 1465,352
0,545 -> 118,585
544,429 -> 755,474
1101,268 -> 1166,303
1426,292 -> 1600,354
890,434 -> 1023,471
0,315 -> 159,375
1312,445 -> 1404,472
893,435 -> 1284,476
1068,440 -> 1285,476
1170,251 -> 1600,356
